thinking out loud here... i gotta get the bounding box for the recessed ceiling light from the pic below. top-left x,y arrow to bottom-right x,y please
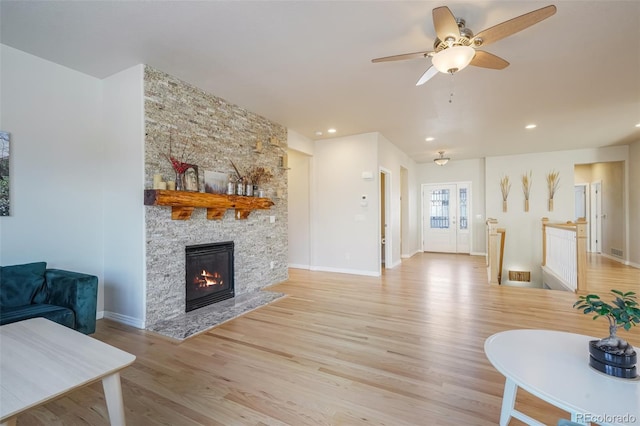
315,131 -> 323,136
525,124 -> 537,129
425,137 -> 435,142
327,128 -> 337,134
635,123 -> 640,128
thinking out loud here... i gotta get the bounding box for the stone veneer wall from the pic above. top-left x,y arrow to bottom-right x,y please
144,66 -> 288,327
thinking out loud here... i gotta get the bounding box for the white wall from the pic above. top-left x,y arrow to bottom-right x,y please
485,146 -> 630,287
288,129 -> 314,156
0,45 -> 105,311
287,148 -> 311,269
416,158 -> 486,255
378,133 -> 417,267
311,133 -> 380,275
102,65 -> 146,326
575,161 -> 626,261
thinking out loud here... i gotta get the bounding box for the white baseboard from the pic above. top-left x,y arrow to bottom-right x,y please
288,263 -> 310,270
600,253 -> 633,267
96,310 -> 105,320
310,265 -> 380,277
102,311 -> 145,329
628,260 -> 640,269
382,259 -> 402,269
401,250 -> 421,259
470,251 -> 486,256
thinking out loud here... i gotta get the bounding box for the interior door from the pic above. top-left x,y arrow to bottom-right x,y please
590,181 -> 602,253
423,184 -> 458,253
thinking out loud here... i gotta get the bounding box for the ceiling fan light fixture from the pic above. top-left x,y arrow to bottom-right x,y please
432,45 -> 475,74
434,151 -> 450,166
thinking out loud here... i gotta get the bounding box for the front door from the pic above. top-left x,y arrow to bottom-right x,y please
422,183 -> 470,253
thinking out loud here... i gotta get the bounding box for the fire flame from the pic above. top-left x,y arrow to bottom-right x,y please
194,269 -> 223,287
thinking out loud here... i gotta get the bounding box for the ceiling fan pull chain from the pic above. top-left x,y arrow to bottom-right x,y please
449,72 -> 455,103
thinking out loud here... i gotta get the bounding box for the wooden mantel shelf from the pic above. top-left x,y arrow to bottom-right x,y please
144,189 -> 274,220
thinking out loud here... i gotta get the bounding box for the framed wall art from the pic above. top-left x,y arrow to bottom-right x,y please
0,131 -> 9,216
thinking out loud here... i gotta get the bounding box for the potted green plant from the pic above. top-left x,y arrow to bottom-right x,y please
573,290 -> 640,378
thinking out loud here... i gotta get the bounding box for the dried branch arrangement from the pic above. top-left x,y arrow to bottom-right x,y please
246,166 -> 273,185
500,175 -> 511,212
500,175 -> 511,200
521,170 -> 532,212
546,170 -> 560,211
164,130 -> 195,174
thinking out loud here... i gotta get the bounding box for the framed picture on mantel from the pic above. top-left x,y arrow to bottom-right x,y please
204,170 -> 227,195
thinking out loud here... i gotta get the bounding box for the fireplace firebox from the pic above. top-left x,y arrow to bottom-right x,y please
185,242 -> 234,312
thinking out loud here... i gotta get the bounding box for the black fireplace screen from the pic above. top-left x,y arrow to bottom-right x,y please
185,241 -> 234,312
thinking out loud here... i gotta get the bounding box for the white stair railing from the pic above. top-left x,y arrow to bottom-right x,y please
486,219 -> 505,285
541,218 -> 587,292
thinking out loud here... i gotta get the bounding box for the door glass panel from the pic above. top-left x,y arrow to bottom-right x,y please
459,188 -> 468,230
430,189 -> 450,229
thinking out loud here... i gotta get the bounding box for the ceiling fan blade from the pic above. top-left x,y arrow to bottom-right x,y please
371,51 -> 432,63
416,66 -> 439,86
470,51 -> 510,70
471,5 -> 557,47
432,6 -> 460,42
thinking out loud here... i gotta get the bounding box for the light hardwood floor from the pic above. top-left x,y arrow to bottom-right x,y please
15,253 -> 640,425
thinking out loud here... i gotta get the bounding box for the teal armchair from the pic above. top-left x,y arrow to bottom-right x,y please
0,262 -> 98,334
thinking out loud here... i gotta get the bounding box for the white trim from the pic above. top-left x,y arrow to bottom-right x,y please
379,167 -> 392,273
470,251 -> 486,256
288,263 -> 311,270
600,252 -> 632,267
628,260 -> 640,269
386,259 -> 402,269
310,265 -> 380,277
401,249 -> 421,259
103,311 -> 145,329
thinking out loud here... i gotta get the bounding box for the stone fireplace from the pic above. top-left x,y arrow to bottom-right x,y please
185,242 -> 234,312
143,65 -> 289,337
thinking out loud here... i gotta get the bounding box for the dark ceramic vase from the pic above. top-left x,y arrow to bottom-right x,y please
589,340 -> 637,379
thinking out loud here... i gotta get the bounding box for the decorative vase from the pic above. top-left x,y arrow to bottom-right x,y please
245,183 -> 253,197
175,172 -> 185,191
548,198 -> 554,211
502,200 -> 507,212
253,184 -> 259,197
588,340 -> 637,379
524,199 -> 529,212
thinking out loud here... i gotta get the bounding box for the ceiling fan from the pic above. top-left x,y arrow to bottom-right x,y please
372,4 -> 556,86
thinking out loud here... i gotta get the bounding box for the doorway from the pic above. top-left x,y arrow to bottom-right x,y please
590,181 -> 602,253
422,182 -> 471,253
380,168 -> 391,269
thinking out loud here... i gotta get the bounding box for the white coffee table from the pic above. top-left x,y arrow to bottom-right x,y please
0,318 -> 136,425
485,329 -> 640,426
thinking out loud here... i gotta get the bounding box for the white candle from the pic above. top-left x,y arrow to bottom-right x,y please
157,181 -> 167,190
166,181 -> 176,191
153,174 -> 162,186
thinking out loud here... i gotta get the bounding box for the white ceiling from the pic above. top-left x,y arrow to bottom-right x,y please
1,1 -> 639,163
